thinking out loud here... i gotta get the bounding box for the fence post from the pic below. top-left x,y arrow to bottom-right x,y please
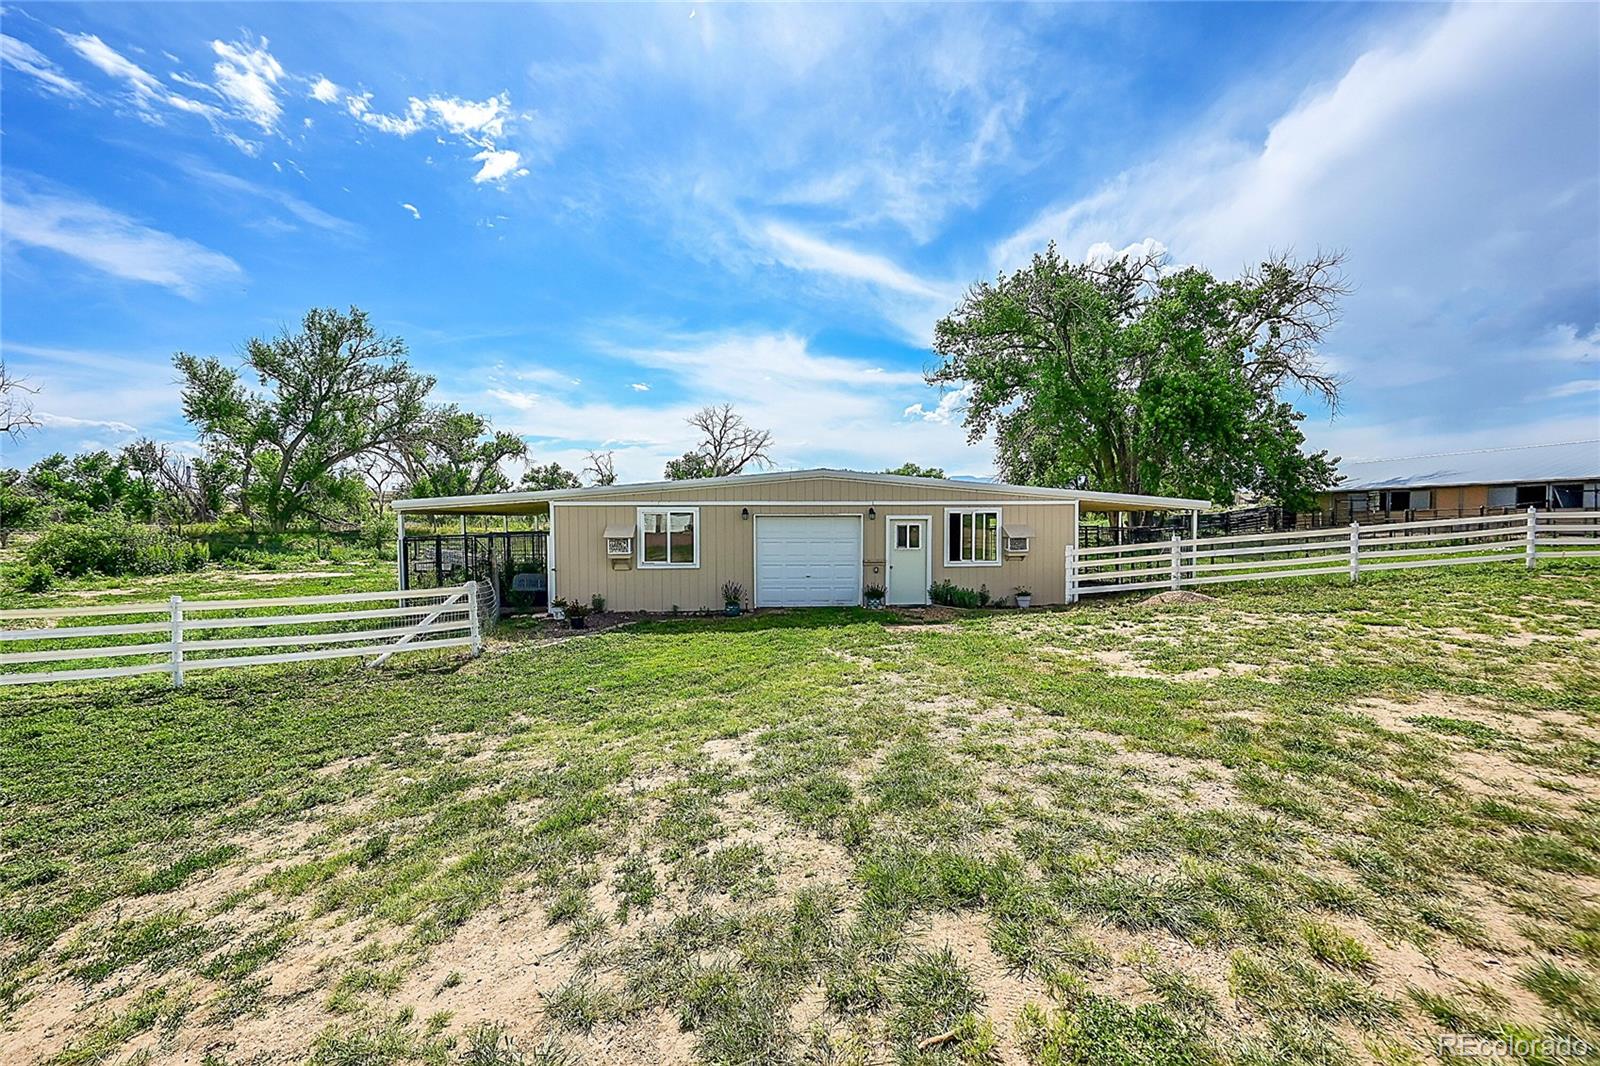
169,595 -> 185,687
1065,543 -> 1078,604
1348,522 -> 1360,584
467,581 -> 482,655
1526,506 -> 1537,569
1169,534 -> 1181,590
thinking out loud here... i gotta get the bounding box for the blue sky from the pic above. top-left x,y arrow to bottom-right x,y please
2,2 -> 1596,483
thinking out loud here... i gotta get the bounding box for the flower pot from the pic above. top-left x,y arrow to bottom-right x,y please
724,604 -> 741,616
865,597 -> 884,610
569,616 -> 587,629
1015,595 -> 1032,609
548,606 -> 566,620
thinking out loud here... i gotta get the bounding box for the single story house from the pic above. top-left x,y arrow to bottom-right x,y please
1320,439 -> 1600,524
391,468 -> 1207,612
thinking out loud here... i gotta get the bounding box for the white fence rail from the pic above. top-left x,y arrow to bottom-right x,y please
0,583 -> 481,687
1066,508 -> 1600,601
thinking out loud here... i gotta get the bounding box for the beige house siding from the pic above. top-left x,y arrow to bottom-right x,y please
552,487 -> 1078,611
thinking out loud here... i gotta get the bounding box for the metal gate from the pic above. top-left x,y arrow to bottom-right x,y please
402,531 -> 547,612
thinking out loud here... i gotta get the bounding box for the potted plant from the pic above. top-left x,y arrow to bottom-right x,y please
1014,586 -> 1033,609
548,597 -> 567,621
564,598 -> 591,629
863,583 -> 886,609
722,581 -> 744,616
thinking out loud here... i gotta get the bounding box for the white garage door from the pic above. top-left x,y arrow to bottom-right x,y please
755,516 -> 862,607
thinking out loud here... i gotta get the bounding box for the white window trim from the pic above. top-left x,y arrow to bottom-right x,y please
636,506 -> 701,569
943,507 -> 1003,567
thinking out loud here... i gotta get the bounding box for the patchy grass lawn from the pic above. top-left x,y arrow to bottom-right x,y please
3,562 -> 1599,1065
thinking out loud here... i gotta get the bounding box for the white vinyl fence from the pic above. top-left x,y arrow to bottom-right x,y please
1067,508 -> 1600,601
0,583 -> 481,687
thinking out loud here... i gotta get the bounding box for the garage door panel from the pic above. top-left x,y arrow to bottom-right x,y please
756,517 -> 861,607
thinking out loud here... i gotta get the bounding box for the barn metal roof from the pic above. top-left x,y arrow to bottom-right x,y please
1333,439 -> 1600,491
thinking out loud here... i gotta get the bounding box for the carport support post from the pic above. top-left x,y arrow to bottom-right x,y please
1526,506 -> 1538,569
1169,534 -> 1181,590
396,512 -> 408,591
1349,522 -> 1360,583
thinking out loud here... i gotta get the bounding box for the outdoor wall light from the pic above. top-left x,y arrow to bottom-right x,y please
741,507 -> 750,521
868,507 -> 877,520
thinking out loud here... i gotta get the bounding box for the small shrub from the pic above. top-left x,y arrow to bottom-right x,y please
928,580 -> 983,608
9,561 -> 55,592
27,517 -> 209,577
589,593 -> 606,613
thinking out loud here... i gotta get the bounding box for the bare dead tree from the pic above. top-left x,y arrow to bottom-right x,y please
687,404 -> 773,477
1,359 -> 41,439
583,450 -> 617,486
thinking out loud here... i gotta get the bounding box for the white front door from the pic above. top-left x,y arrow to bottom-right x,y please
887,518 -> 929,605
754,516 -> 863,607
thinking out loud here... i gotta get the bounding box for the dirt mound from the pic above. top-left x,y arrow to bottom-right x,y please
1142,589 -> 1216,605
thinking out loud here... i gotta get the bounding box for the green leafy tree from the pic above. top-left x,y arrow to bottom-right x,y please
884,462 -> 946,479
663,404 -> 773,480
0,469 -> 42,548
176,307 -> 439,531
23,451 -> 136,520
520,462 -> 582,490
401,408 -> 526,498
927,245 -> 1345,510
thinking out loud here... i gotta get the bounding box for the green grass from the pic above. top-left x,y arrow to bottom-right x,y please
3,561 -> 1599,1064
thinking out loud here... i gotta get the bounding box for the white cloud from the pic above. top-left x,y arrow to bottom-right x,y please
209,36 -> 285,133
0,183 -> 243,296
401,202 -> 421,220
34,411 -> 138,433
347,92 -> 427,136
470,147 -> 525,184
903,383 -> 972,424
630,383 -> 650,392
427,93 -> 510,144
179,161 -> 356,235
1544,379 -> 1600,400
63,31 -> 165,104
473,329 -> 991,483
1,33 -> 86,97
761,221 -> 947,301
309,76 -> 340,103
1527,324 -> 1600,363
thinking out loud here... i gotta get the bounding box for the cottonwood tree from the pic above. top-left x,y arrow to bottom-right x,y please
583,450 -> 617,486
521,462 -> 582,490
176,307 -> 440,531
663,404 -> 773,480
884,462 -> 946,478
400,408 -> 526,499
927,245 -> 1346,510
1,359 -> 40,439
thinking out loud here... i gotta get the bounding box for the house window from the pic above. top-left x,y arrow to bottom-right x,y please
1347,493 -> 1369,513
638,508 -> 699,567
1551,483 -> 1583,509
946,509 -> 1000,565
895,523 -> 920,549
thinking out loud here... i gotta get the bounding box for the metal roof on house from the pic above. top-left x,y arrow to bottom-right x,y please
393,467 -> 1210,513
1332,439 -> 1600,491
